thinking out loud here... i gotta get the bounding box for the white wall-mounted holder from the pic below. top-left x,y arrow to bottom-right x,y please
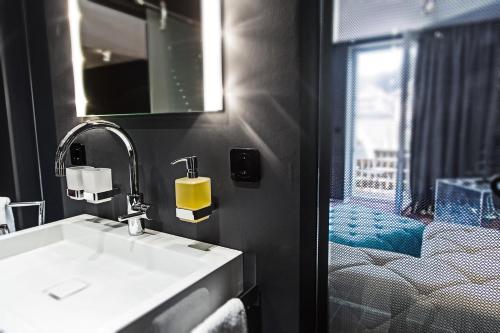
66,167 -> 120,204
66,166 -> 94,200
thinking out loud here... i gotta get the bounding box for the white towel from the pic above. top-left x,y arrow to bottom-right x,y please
191,298 -> 248,333
0,197 -> 15,233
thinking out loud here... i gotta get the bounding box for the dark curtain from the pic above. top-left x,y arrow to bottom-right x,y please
410,20 -> 500,213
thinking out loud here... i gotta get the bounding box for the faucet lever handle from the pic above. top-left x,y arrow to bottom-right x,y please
118,203 -> 152,222
132,202 -> 151,213
118,211 -> 145,222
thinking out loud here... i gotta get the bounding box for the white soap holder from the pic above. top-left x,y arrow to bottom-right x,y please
66,167 -> 120,204
82,168 -> 118,204
66,166 -> 94,200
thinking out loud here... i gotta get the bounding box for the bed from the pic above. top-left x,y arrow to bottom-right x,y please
329,222 -> 500,332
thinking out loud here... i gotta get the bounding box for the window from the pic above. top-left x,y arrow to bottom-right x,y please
345,41 -> 415,211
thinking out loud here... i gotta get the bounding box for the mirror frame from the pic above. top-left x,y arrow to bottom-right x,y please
67,0 -> 223,117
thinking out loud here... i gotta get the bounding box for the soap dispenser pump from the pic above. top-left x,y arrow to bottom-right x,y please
171,156 -> 212,223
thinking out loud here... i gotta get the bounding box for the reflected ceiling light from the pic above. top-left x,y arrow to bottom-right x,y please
422,0 -> 436,15
68,0 -> 88,117
95,49 -> 112,62
102,51 -> 112,62
202,0 -> 223,112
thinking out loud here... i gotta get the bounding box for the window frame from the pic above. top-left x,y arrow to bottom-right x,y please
344,38 -> 415,213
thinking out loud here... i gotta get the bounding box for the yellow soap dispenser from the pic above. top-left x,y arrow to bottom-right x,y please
171,156 -> 212,223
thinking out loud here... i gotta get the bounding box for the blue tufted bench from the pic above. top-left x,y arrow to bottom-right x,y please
329,204 -> 425,257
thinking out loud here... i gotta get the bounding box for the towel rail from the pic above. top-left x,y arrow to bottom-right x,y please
7,200 -> 45,226
238,285 -> 261,333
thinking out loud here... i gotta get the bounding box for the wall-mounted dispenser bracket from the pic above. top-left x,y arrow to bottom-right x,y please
83,188 -> 121,203
67,187 -> 120,203
176,205 -> 214,222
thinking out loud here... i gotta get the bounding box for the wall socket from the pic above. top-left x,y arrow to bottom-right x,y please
230,148 -> 261,182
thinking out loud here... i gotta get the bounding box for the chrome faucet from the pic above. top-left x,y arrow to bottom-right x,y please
55,120 -> 150,236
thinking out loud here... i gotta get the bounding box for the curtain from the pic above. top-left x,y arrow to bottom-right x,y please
410,20 -> 500,213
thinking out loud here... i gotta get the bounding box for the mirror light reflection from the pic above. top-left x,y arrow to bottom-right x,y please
68,0 -> 222,117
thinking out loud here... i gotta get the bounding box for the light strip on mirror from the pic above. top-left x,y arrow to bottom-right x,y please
202,0 -> 223,111
68,0 -> 88,117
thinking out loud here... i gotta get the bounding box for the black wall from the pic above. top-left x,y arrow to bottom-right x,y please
42,0 -> 318,332
0,0 -> 63,228
24,0 -> 65,223
0,60 -> 16,201
0,0 -> 40,229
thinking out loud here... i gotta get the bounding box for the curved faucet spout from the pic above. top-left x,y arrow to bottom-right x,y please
55,120 -> 149,236
54,120 -> 140,195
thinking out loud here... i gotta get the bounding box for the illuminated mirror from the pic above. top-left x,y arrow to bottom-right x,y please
68,0 -> 222,116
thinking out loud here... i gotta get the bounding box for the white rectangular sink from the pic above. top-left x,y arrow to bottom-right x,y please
0,215 -> 243,333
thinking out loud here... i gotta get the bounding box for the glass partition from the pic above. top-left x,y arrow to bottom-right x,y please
325,1 -> 500,332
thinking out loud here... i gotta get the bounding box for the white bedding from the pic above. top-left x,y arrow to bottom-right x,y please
329,223 -> 500,333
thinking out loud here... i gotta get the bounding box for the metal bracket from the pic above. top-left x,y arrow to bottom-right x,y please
83,188 -> 121,204
7,200 -> 46,226
176,205 -> 213,221
67,189 -> 85,200
135,0 -> 167,30
238,285 -> 261,333
67,188 -> 120,204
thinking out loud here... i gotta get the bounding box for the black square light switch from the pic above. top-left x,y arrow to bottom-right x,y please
230,148 -> 260,182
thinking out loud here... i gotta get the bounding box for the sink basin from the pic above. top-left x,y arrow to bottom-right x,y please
0,215 -> 243,333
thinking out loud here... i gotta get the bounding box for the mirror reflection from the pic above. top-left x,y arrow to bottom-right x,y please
69,0 -> 222,116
